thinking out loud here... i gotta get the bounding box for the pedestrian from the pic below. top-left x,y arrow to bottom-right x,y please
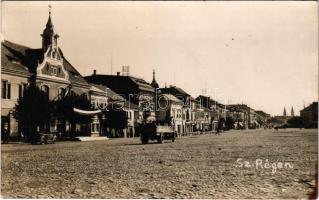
2,125 -> 9,144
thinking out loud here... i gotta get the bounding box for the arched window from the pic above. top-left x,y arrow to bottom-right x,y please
41,85 -> 49,97
58,87 -> 66,99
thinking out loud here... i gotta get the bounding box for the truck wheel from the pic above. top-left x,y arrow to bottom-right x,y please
141,135 -> 149,144
40,136 -> 45,145
172,133 -> 175,142
157,134 -> 164,144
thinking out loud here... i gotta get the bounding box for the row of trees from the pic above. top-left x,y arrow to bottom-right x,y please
14,85 -> 129,142
13,85 -> 94,142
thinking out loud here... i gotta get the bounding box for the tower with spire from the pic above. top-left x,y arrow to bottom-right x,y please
151,70 -> 159,88
291,106 -> 294,116
36,5 -> 68,81
283,107 -> 287,117
41,5 -> 60,59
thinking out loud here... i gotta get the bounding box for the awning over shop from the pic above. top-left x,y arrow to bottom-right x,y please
73,108 -> 101,116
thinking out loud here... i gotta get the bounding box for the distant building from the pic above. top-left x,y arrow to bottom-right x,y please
85,71 -> 156,129
159,85 -> 194,135
300,102 -> 318,128
156,93 -> 183,136
227,104 -> 260,129
91,83 -> 139,138
88,84 -> 108,136
255,110 -> 271,126
195,95 -> 214,132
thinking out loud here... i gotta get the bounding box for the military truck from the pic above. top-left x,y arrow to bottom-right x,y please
140,123 -> 177,144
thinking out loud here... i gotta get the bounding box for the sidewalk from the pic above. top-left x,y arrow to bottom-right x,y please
77,136 -> 109,142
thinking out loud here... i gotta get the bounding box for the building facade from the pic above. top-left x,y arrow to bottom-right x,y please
300,102 -> 318,128
1,12 -> 93,137
156,93 -> 183,136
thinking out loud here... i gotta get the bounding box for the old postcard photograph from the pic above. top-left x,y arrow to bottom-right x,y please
1,1 -> 318,199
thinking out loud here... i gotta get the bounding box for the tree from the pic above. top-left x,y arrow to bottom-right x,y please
104,103 -> 128,137
53,94 -> 92,136
13,85 -> 52,142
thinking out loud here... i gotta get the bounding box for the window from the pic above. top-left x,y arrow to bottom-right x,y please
2,80 -> 11,99
51,67 -> 57,75
58,87 -> 66,99
18,83 -> 27,98
18,85 -> 22,98
41,85 -> 49,97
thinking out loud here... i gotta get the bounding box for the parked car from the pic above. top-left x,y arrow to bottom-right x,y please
31,132 -> 57,145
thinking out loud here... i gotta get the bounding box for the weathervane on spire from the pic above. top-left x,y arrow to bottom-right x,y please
48,4 -> 52,15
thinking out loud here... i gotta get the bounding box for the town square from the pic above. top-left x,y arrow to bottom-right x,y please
1,1 -> 318,199
1,129 -> 317,198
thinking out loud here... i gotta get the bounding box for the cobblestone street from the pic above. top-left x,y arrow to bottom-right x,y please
1,129 -> 317,198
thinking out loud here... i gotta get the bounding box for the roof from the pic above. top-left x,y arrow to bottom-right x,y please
90,82 -> 138,110
59,50 -> 89,85
159,85 -> 190,96
90,83 -> 108,92
1,40 -> 42,75
1,40 -> 89,86
227,104 -> 253,112
90,84 -> 106,95
300,102 -> 318,113
255,110 -> 270,117
129,76 -> 155,92
84,74 -> 155,94
160,94 -> 182,103
107,89 -> 139,110
195,95 -> 225,110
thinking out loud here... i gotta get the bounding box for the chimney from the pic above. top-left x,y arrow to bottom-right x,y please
117,72 -> 120,76
93,69 -> 96,75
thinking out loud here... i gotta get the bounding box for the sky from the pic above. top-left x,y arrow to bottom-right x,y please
2,1 -> 318,116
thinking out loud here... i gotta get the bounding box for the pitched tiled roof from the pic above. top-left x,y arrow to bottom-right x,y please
90,83 -> 108,93
1,40 -> 89,86
84,74 -> 155,94
300,102 -> 318,112
93,83 -> 139,110
1,40 -> 42,75
61,56 -> 89,86
170,86 -> 190,96
160,85 -> 190,96
129,76 -> 155,92
90,84 -> 106,94
160,94 -> 182,103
